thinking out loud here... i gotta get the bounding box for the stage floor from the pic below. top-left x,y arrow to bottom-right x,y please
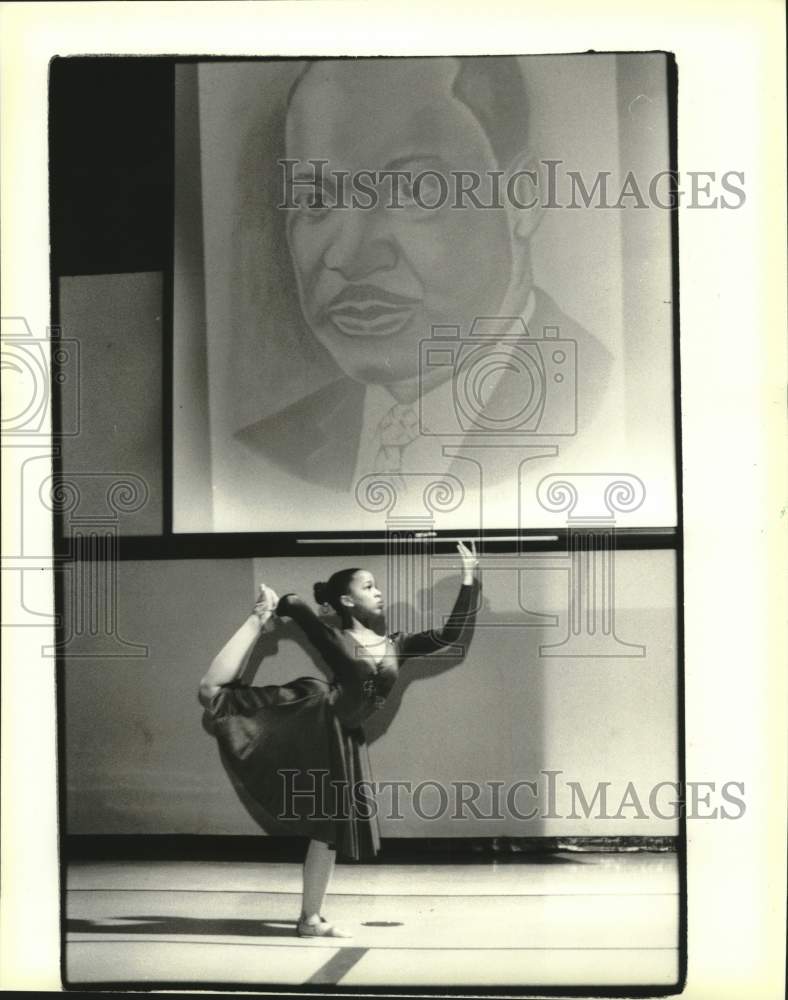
65,851 -> 680,988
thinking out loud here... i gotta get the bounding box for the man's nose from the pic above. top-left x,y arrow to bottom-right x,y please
322,207 -> 397,279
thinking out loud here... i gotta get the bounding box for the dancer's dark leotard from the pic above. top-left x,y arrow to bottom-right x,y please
203,579 -> 480,859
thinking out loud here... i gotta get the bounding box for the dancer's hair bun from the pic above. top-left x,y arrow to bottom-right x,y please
313,581 -> 329,606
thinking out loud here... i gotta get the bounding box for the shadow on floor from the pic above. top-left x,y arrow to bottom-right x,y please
68,916 -> 304,938
68,915 -> 408,938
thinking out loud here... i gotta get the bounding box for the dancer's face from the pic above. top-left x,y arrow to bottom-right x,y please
342,570 -> 384,620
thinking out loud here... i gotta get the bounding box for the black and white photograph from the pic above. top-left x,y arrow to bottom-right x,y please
0,2 -> 785,998
47,51 -> 684,991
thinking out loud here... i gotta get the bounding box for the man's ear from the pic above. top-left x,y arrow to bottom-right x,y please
493,148 -> 542,319
505,150 -> 544,243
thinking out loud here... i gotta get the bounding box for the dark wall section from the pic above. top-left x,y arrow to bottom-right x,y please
49,58 -> 173,533
49,57 -> 174,276
57,274 -> 164,534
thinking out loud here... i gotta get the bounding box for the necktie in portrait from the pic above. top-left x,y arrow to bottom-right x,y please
374,402 -> 421,474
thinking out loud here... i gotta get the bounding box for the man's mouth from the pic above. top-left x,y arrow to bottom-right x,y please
326,285 -> 419,337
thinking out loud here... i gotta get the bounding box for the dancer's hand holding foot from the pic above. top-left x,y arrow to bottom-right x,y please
253,583 -> 279,631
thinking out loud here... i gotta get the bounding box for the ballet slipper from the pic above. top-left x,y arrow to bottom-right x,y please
297,915 -> 352,938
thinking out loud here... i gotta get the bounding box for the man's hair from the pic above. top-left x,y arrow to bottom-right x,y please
452,56 -> 529,169
286,55 -> 529,169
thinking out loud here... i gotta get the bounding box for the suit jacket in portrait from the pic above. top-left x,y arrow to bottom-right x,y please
234,288 -> 613,493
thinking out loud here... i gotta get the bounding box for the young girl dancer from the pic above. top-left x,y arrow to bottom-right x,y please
199,540 -> 480,937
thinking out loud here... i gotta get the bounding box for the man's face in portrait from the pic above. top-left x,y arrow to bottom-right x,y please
283,59 -> 519,387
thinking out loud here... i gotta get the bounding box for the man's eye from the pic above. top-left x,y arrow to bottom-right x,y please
398,176 -> 415,202
293,186 -> 334,213
398,171 -> 446,211
417,174 -> 444,201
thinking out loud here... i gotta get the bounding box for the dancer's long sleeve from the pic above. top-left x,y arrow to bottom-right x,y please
396,576 -> 481,659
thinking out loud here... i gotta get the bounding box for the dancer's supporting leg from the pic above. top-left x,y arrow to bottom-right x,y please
298,839 -> 351,937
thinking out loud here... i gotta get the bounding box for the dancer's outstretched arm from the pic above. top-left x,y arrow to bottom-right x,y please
198,584 -> 278,707
398,540 -> 481,659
